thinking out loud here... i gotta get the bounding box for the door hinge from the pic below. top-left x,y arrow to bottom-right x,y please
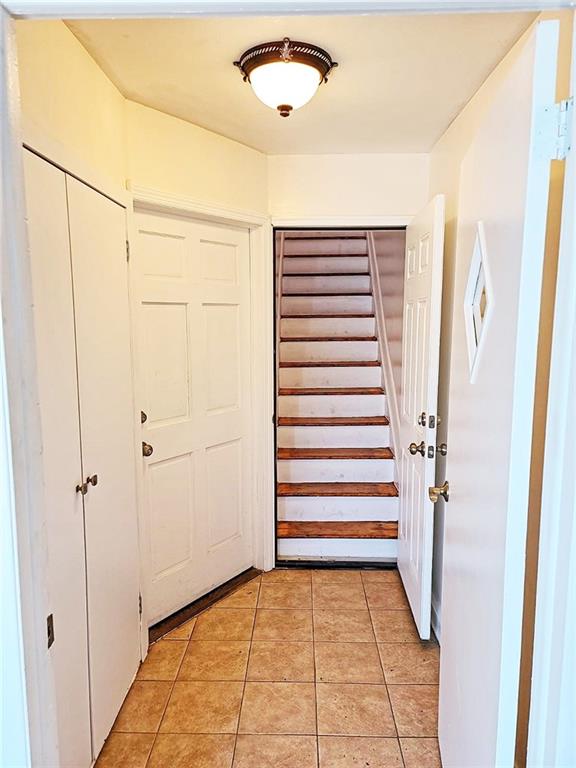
47,613 -> 55,649
138,593 -> 142,617
540,98 -> 573,161
126,239 -> 130,262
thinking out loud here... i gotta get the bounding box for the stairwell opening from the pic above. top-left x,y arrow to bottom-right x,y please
274,227 -> 406,565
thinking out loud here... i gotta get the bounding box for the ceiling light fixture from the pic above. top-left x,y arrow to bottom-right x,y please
234,37 -> 338,117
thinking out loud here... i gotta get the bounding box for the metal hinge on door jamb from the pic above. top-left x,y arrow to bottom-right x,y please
126,240 -> 130,262
539,98 -> 573,160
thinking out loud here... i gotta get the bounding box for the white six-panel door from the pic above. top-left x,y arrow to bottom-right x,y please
398,195 -> 445,640
439,21 -> 559,768
134,211 -> 253,624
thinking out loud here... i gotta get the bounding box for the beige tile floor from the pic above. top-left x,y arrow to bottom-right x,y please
96,568 -> 442,768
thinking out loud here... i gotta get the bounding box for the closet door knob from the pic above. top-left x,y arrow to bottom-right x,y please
76,482 -> 88,495
142,442 -> 154,457
87,474 -> 98,487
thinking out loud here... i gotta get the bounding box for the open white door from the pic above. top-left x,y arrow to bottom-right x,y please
439,21 -> 559,768
398,194 -> 445,640
134,211 -> 253,624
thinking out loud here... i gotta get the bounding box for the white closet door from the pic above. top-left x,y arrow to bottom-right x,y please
23,151 -> 92,767
66,177 -> 140,756
135,212 -> 253,624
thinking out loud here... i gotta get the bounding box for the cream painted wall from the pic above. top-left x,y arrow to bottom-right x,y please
124,102 -> 268,215
15,21 -> 269,214
268,153 -> 429,221
428,11 -> 573,652
16,20 -> 126,194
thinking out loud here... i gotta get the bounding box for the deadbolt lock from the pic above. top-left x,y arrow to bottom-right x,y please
409,441 -> 426,457
429,481 -> 450,503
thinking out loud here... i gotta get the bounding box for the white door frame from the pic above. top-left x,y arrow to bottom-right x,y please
129,185 -> 275,652
527,14 -> 576,764
2,3 -> 574,765
3,0 -> 574,17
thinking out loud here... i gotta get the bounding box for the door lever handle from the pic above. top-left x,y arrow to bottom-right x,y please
429,481 -> 450,503
409,441 -> 426,456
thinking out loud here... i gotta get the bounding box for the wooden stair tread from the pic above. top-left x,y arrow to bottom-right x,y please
282,313 -> 375,319
280,360 -> 380,368
277,482 -> 398,497
278,387 -> 384,396
284,234 -> 366,240
284,273 -> 369,278
277,447 -> 394,460
277,416 -> 389,427
281,336 -> 377,342
283,252 -> 368,257
277,521 -> 398,539
283,292 -> 371,297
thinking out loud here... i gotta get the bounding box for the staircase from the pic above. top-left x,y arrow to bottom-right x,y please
276,231 -> 399,562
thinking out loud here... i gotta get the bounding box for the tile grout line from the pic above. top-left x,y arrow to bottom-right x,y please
361,571 -> 406,768
229,574 -> 261,767
311,574 -> 320,768
142,617 -> 196,768
139,579 -> 257,767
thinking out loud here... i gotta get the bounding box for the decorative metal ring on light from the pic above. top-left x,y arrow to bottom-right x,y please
234,37 -> 338,117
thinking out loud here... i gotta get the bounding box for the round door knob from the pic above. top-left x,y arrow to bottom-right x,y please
409,441 -> 426,456
142,441 -> 154,457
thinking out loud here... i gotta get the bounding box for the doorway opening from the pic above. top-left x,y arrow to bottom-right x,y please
274,228 -> 406,565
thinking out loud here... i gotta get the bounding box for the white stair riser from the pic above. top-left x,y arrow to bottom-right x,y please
281,316 -> 375,338
277,424 -> 390,448
280,340 -> 378,363
278,394 -> 386,418
277,539 -> 397,561
282,296 -> 373,316
284,239 -> 367,256
278,496 -> 399,522
283,275 -> 371,294
283,256 -> 368,275
277,459 -> 394,483
279,366 -> 381,388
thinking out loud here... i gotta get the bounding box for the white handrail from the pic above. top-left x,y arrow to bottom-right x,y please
366,231 -> 401,464
275,230 -> 285,405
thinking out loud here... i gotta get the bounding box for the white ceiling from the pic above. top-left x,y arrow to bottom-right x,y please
67,13 -> 535,155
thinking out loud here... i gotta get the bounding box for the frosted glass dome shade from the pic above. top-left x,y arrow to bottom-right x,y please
249,61 -> 322,115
